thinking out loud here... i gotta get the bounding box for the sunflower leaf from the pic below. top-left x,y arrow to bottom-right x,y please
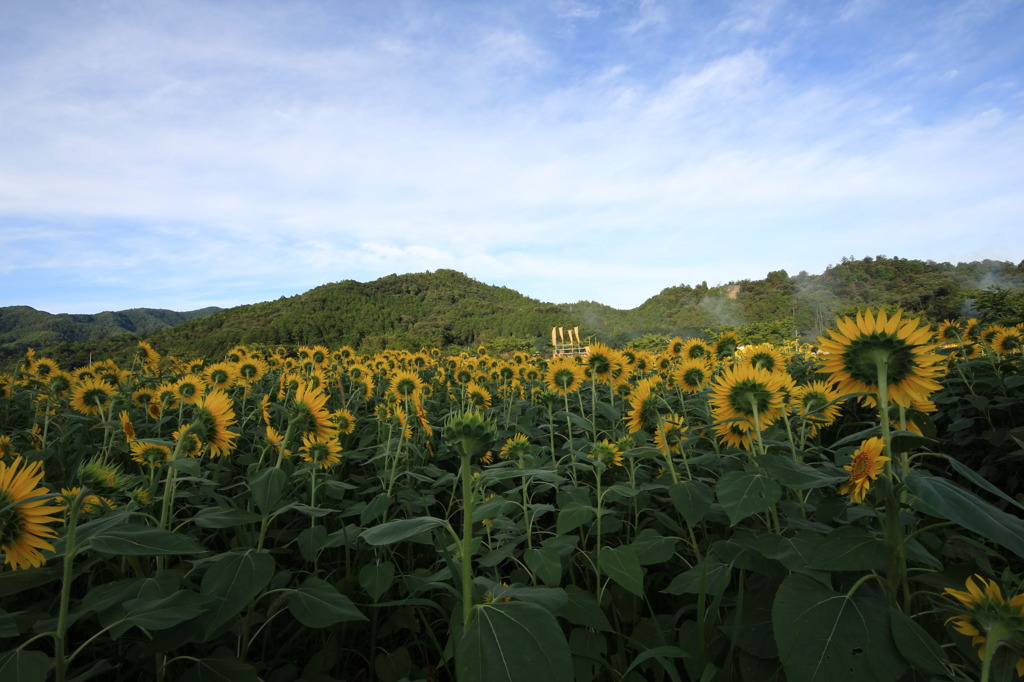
773,574 -> 905,682
456,601 -> 572,682
90,525 -> 206,556
716,470 -> 781,526
360,516 -> 448,546
905,471 -> 1024,559
0,649 -> 51,682
287,577 -> 367,627
200,550 -> 275,637
599,546 -> 644,597
668,480 -> 714,525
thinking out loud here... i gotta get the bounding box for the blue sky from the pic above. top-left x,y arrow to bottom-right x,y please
2,0 -> 1022,314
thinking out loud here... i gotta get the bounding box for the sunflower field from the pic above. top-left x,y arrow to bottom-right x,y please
1,310 -> 1023,682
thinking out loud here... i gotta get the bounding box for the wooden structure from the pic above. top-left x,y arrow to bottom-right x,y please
551,326 -> 587,358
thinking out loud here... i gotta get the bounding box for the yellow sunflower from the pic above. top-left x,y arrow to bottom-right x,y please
545,358 -> 586,396
70,377 -> 116,416
666,337 -> 686,356
817,308 -> 945,408
174,426 -> 203,458
714,331 -> 740,359
673,358 -> 713,393
188,389 -> 239,458
588,439 -> 624,468
174,375 -> 204,405
28,356 -> 60,380
290,382 -> 336,444
654,414 -> 688,455
585,342 -> 623,385
465,381 -> 492,409
736,343 -> 785,373
838,437 -> 890,503
990,326 -> 1024,356
119,410 -> 136,443
129,441 -> 172,468
154,382 -> 180,411
944,575 -> 1024,677
936,320 -> 962,344
713,420 -> 754,450
203,362 -> 238,391
59,487 -> 117,514
299,433 -> 343,470
131,387 -> 156,409
389,370 -> 425,402
791,381 -> 843,435
236,357 -> 269,385
681,338 -> 713,362
625,377 -> 663,434
0,456 -> 65,570
332,408 -> 357,435
136,341 -> 161,370
265,425 -> 290,457
499,433 -> 531,460
708,364 -> 786,428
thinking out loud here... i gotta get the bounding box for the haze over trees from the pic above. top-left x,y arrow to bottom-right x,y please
2,256 -> 1022,366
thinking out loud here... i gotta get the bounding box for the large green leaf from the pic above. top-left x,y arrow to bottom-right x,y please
191,508 -> 262,529
945,457 -> 1024,513
360,516 -> 448,546
358,561 -> 396,601
524,547 -> 563,586
0,649 -> 50,682
599,546 -> 644,597
630,528 -> 678,565
773,574 -> 905,682
287,577 -> 367,627
808,526 -> 890,571
200,550 -> 275,637
716,470 -> 781,526
759,454 -> 848,490
889,608 -> 948,676
758,532 -> 830,584
90,525 -> 206,556
557,584 -> 612,632
556,486 -> 594,535
456,601 -> 572,682
248,467 -> 286,516
297,525 -> 328,562
662,557 -> 731,597
668,481 -> 714,525
905,471 -> 1024,559
0,567 -> 59,599
123,590 -> 211,630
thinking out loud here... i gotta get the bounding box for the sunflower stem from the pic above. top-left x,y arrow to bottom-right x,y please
873,354 -> 895,477
748,396 -> 766,458
460,455 -> 475,630
54,488 -> 87,682
594,463 -> 604,603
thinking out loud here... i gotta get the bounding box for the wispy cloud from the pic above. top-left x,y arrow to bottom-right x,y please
1,0 -> 1022,313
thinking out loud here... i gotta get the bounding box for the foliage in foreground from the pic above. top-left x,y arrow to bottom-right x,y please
1,313 -> 1023,682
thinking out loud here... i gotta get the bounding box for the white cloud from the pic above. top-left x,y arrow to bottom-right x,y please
0,0 -> 1022,314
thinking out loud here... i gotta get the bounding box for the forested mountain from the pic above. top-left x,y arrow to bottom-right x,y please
5,257 -> 1023,367
0,305 -> 221,362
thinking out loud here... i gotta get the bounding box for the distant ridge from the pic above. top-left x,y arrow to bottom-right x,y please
3,257 -> 1022,367
0,305 -> 222,360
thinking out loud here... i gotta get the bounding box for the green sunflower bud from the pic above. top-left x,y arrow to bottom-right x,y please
443,410 -> 496,460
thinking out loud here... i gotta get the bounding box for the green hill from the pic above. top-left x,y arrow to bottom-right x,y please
0,305 -> 221,362
5,257 -> 1023,368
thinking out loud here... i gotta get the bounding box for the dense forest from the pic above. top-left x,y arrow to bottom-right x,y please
0,305 -> 221,360
3,256 -> 1023,367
